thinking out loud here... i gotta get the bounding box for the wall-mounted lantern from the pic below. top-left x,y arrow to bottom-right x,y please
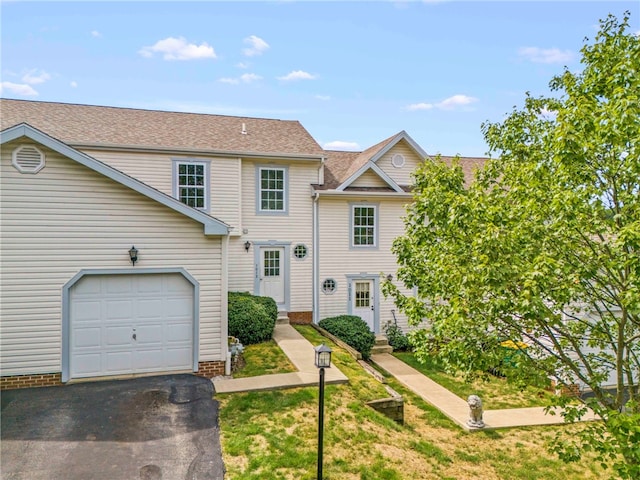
244,241 -> 251,252
129,246 -> 139,266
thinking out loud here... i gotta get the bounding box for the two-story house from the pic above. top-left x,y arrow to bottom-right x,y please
0,99 -> 483,388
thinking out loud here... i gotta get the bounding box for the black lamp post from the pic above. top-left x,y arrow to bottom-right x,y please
315,344 -> 332,480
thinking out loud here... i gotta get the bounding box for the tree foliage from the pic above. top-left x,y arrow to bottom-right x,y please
384,13 -> 639,478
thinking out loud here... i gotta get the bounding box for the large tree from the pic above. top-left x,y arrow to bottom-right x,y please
384,13 -> 639,478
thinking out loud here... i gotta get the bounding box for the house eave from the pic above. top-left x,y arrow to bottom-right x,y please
74,143 -> 325,162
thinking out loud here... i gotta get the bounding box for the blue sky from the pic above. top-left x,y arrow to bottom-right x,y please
1,1 -> 638,157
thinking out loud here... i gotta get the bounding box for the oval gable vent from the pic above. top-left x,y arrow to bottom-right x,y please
12,145 -> 45,174
391,153 -> 405,168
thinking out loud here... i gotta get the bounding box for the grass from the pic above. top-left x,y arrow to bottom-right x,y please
393,351 -> 554,409
217,325 -> 605,479
232,340 -> 296,378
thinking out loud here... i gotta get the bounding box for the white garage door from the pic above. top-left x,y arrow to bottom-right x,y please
69,273 -> 194,379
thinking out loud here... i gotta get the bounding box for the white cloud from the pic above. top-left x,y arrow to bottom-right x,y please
70,81 -> 78,88
407,94 -> 477,112
277,70 -> 317,81
315,95 -> 331,101
518,46 -> 573,64
436,94 -> 478,110
0,82 -> 38,96
324,140 -> 360,151
538,107 -> 557,119
242,35 -> 269,57
91,30 -> 101,38
139,37 -> 216,61
22,69 -> 51,85
236,62 -> 250,69
219,73 -> 262,85
406,102 -> 434,111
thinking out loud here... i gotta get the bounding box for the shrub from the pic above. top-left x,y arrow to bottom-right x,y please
319,315 -> 375,359
383,321 -> 410,351
228,292 -> 276,345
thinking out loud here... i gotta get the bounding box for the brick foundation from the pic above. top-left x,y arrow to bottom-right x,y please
195,360 -> 226,378
1,373 -> 63,390
1,361 -> 227,390
288,311 -> 312,324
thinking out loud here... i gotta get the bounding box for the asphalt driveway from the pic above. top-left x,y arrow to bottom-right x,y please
1,374 -> 225,480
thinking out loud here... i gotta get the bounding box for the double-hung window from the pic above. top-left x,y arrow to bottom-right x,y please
257,166 -> 287,214
351,204 -> 378,248
173,159 -> 210,211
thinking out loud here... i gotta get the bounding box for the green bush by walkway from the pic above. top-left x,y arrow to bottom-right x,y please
228,291 -> 277,345
319,315 -> 375,359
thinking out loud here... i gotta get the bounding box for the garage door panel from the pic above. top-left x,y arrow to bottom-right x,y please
73,300 -> 102,322
136,324 -> 163,345
166,323 -> 192,343
72,353 -> 102,375
166,348 -> 192,368
165,298 -> 193,317
74,327 -> 101,348
70,273 -> 195,380
106,300 -> 135,321
105,326 -> 134,347
137,298 -> 165,320
105,351 -> 133,373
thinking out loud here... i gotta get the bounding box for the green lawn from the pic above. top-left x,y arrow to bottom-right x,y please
392,351 -> 554,409
217,325 -> 604,480
232,339 -> 297,378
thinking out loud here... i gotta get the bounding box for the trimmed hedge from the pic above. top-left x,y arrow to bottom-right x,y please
319,315 -> 376,359
228,292 -> 277,345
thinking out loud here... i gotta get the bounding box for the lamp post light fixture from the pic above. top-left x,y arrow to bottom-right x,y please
128,245 -> 138,266
314,344 -> 332,480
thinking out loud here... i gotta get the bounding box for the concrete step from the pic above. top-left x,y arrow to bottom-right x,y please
375,335 -> 390,346
371,344 -> 394,355
276,311 -> 289,324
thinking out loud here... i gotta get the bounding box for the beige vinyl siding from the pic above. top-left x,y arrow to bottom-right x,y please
318,196 -> 414,331
375,140 -> 425,187
227,159 -> 318,312
1,141 -> 225,376
349,169 -> 390,188
82,149 -> 242,234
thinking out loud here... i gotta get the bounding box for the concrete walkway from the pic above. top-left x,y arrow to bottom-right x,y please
212,324 -> 348,394
371,353 -> 600,431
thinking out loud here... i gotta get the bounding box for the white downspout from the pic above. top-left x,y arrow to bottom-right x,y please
221,234 -> 231,376
312,190 -> 320,324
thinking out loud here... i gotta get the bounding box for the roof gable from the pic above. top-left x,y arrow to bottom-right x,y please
322,131 -> 429,191
1,123 -> 229,235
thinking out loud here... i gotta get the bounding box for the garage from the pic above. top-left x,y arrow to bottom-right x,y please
68,272 -> 196,381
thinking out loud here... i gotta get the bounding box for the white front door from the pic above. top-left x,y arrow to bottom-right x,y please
260,247 -> 285,305
352,279 -> 374,331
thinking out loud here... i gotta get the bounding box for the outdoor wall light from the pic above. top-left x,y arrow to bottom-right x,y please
386,274 -> 393,282
315,343 -> 332,480
244,241 -> 251,252
129,246 -> 138,266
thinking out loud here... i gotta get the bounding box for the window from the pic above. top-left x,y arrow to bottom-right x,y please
257,166 -> 287,214
351,204 -> 378,248
263,250 -> 280,277
322,278 -> 337,294
173,160 -> 210,211
293,244 -> 308,260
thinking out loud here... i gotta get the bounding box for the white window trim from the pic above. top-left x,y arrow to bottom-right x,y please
349,203 -> 379,249
172,159 -> 211,213
256,165 -> 288,215
293,243 -> 308,260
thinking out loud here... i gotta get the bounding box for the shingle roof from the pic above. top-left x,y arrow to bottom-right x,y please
439,155 -> 487,185
0,99 -> 324,157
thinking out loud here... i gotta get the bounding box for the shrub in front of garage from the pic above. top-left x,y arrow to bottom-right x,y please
319,315 -> 375,360
228,292 -> 277,345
